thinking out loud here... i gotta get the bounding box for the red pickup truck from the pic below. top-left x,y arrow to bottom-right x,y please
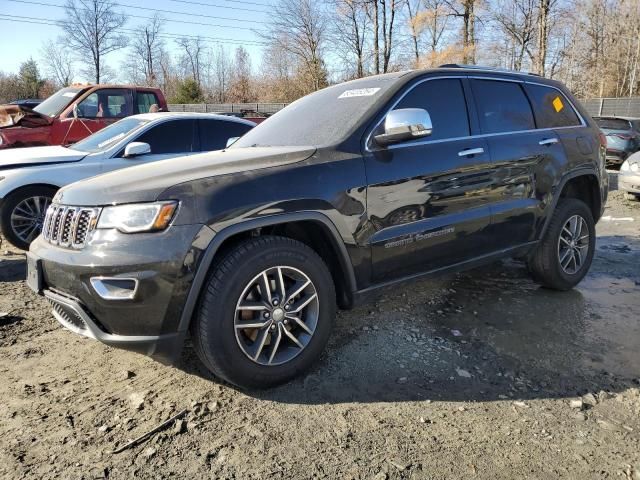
0,85 -> 167,149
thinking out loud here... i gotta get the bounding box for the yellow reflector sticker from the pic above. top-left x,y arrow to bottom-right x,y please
552,96 -> 564,112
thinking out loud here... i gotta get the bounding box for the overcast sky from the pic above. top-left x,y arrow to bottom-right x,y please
0,0 -> 269,80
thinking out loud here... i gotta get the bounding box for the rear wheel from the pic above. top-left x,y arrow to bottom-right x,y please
191,236 -> 336,389
528,198 -> 595,290
1,186 -> 56,250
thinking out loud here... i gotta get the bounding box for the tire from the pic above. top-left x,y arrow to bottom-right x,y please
527,198 -> 595,290
0,186 -> 57,250
191,235 -> 336,389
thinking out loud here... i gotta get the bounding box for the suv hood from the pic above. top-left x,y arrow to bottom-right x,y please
0,145 -> 87,171
55,146 -> 317,206
0,104 -> 52,128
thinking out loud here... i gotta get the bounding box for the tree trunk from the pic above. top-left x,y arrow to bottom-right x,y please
373,0 -> 380,74
536,0 -> 550,75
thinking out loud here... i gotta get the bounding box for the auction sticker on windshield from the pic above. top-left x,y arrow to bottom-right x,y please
339,88 -> 381,99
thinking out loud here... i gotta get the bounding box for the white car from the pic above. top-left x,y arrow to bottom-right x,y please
0,112 -> 254,249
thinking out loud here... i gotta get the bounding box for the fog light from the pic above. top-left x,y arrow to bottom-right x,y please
90,277 -> 138,300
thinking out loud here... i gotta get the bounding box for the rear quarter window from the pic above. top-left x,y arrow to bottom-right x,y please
524,84 -> 582,128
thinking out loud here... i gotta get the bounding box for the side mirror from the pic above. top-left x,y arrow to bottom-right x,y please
72,103 -> 79,119
374,108 -> 433,147
225,136 -> 240,148
124,142 -> 151,158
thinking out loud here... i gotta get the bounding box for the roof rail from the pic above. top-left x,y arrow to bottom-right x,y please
438,64 -> 541,77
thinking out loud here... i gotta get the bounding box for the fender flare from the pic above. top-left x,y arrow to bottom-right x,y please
538,166 -> 600,240
176,211 -> 358,334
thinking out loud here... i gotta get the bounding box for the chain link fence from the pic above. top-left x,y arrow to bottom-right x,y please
580,97 -> 640,117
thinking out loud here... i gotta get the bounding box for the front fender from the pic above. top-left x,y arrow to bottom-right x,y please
175,211 -> 359,335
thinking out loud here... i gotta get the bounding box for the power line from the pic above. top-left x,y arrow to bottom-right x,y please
169,0 -> 272,10
6,0 -> 269,24
0,14 -> 267,46
114,0 -> 268,16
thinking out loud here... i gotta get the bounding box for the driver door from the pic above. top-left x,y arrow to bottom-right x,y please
103,119 -> 199,174
364,77 -> 496,282
62,89 -> 133,145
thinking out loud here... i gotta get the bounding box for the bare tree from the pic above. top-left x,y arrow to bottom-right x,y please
210,45 -> 232,103
176,36 -> 206,87
60,0 -> 127,83
410,0 -> 451,59
128,14 -> 164,86
260,0 -> 328,92
494,0 -> 537,71
332,0 -> 370,78
228,47 -> 253,103
444,0 -> 478,63
535,0 -> 553,75
41,37 -> 75,87
365,0 -> 400,73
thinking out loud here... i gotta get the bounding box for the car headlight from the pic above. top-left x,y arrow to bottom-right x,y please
632,162 -> 639,173
97,201 -> 178,233
621,161 -> 630,172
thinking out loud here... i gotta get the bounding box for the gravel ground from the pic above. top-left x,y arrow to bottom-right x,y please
0,175 -> 639,479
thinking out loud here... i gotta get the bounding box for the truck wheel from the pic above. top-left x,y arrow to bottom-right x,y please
1,186 -> 56,250
528,198 -> 595,290
192,236 -> 336,389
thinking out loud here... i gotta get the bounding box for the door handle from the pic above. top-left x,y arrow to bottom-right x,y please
539,138 -> 559,146
458,147 -> 484,157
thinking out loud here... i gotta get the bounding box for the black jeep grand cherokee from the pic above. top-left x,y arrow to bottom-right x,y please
28,66 -> 608,389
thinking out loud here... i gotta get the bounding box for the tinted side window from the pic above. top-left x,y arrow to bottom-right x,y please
137,92 -> 160,114
524,84 -> 581,128
135,120 -> 197,154
78,89 -> 132,118
471,80 -> 535,134
394,78 -> 470,141
199,120 -> 253,151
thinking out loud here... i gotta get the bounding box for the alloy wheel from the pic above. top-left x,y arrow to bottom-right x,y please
557,214 -> 589,275
234,266 -> 319,366
10,196 -> 51,243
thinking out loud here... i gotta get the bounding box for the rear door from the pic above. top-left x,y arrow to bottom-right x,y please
469,78 -> 568,249
198,119 -> 254,151
365,77 -> 495,282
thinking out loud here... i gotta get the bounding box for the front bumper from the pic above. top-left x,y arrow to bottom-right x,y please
619,172 -> 640,195
29,223 -> 215,363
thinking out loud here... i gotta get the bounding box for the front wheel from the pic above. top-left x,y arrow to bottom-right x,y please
191,236 -> 336,389
1,186 -> 57,250
528,198 -> 596,290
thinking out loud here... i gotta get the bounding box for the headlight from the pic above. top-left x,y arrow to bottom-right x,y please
97,201 -> 178,233
632,162 -> 639,173
621,161 -> 630,172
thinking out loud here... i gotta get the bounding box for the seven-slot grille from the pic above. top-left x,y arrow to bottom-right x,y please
42,205 -> 100,248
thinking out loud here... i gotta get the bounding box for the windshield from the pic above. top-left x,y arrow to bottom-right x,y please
33,87 -> 85,117
70,117 -> 150,153
595,118 -> 631,130
232,75 -> 401,148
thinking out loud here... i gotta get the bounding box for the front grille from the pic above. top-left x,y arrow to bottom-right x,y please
42,205 -> 100,249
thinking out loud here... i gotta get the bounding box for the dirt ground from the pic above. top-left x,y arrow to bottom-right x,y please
0,173 -> 639,480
